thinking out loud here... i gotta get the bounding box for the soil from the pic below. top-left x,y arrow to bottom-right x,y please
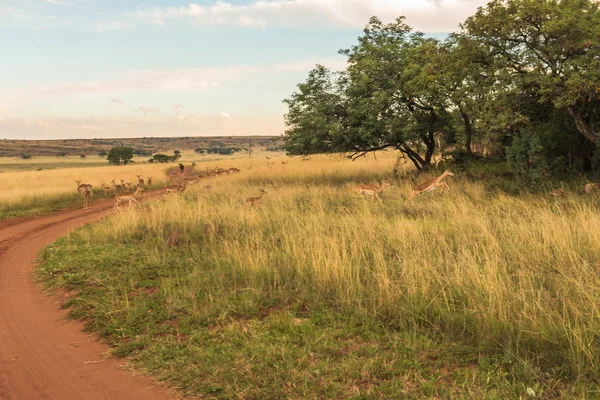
0,192 -> 175,400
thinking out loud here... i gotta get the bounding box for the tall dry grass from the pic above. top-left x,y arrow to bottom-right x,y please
66,152 -> 600,380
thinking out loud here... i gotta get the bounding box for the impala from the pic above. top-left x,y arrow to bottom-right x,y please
165,180 -> 187,194
355,182 -> 391,203
246,188 -> 267,206
406,170 -> 454,202
81,187 -> 93,210
114,187 -> 143,209
100,183 -> 113,197
76,180 -> 92,193
584,183 -> 600,194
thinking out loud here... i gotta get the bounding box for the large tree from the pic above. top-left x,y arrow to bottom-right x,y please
284,17 -> 452,171
107,146 -> 134,166
463,0 -> 600,144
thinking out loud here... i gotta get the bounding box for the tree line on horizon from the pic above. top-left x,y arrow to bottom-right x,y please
283,0 -> 600,181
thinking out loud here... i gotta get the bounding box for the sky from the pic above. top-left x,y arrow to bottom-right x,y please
0,0 -> 489,140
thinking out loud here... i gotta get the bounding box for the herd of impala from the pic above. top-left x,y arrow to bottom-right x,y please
76,159 -> 600,211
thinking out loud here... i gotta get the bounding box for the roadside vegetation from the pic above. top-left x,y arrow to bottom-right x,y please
38,154 -> 600,398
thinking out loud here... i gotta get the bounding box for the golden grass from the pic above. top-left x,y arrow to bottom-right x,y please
66,151 -> 600,379
0,149 -> 285,214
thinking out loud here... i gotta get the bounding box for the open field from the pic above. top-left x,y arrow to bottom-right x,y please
37,153 -> 600,398
0,136 -> 282,158
0,149 -> 285,219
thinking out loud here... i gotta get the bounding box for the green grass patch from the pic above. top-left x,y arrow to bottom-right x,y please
0,192 -> 81,220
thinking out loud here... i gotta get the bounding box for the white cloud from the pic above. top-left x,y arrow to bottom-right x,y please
137,106 -> 161,114
92,20 -> 131,32
24,57 -> 344,97
132,0 -> 488,32
220,112 -> 230,118
111,98 -> 125,104
42,0 -> 68,5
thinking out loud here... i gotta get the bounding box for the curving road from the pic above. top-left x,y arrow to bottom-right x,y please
0,195 -> 173,400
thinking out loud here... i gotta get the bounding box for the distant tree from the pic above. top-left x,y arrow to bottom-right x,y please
107,146 -> 134,166
194,148 -> 206,154
80,154 -> 86,158
132,148 -> 152,156
97,150 -> 107,157
21,153 -> 31,159
57,152 -> 66,157
150,154 -> 179,163
174,150 -> 181,156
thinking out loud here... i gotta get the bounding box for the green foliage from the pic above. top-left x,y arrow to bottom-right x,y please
107,146 -> 134,166
506,129 -> 548,184
132,148 -> 152,156
21,153 -> 31,159
149,153 -> 179,163
285,1 -> 600,175
284,17 -> 453,171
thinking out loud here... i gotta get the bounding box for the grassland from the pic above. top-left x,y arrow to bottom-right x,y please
37,153 -> 600,398
0,149 -> 283,219
0,136 -> 281,157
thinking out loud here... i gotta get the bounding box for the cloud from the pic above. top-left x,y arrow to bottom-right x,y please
177,112 -> 234,133
137,106 -> 161,114
92,20 -> 131,32
173,104 -> 184,109
24,57 -> 344,97
132,0 -> 488,32
42,0 -> 68,5
111,98 -> 125,105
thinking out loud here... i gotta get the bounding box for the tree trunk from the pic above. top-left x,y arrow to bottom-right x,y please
459,108 -> 474,155
568,107 -> 599,143
399,143 -> 432,171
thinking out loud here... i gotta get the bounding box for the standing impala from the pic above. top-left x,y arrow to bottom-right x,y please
355,182 -> 391,203
246,188 -> 267,206
75,180 -> 92,193
81,187 -> 93,210
136,175 -> 145,187
406,170 -> 454,202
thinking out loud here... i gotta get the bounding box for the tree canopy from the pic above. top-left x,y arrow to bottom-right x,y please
284,0 -> 600,177
107,147 -> 134,166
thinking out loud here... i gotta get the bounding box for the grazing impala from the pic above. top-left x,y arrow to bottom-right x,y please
355,181 -> 391,203
246,188 -> 267,206
114,187 -> 143,209
165,180 -> 187,194
406,170 -> 454,202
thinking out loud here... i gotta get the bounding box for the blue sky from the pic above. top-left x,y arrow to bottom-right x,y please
0,0 -> 487,139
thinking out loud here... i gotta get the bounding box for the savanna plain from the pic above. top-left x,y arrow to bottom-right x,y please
4,150 -> 600,398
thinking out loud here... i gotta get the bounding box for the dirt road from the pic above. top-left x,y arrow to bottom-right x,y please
0,194 -> 173,400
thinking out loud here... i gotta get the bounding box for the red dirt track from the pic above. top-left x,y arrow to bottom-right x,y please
0,195 -> 173,400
